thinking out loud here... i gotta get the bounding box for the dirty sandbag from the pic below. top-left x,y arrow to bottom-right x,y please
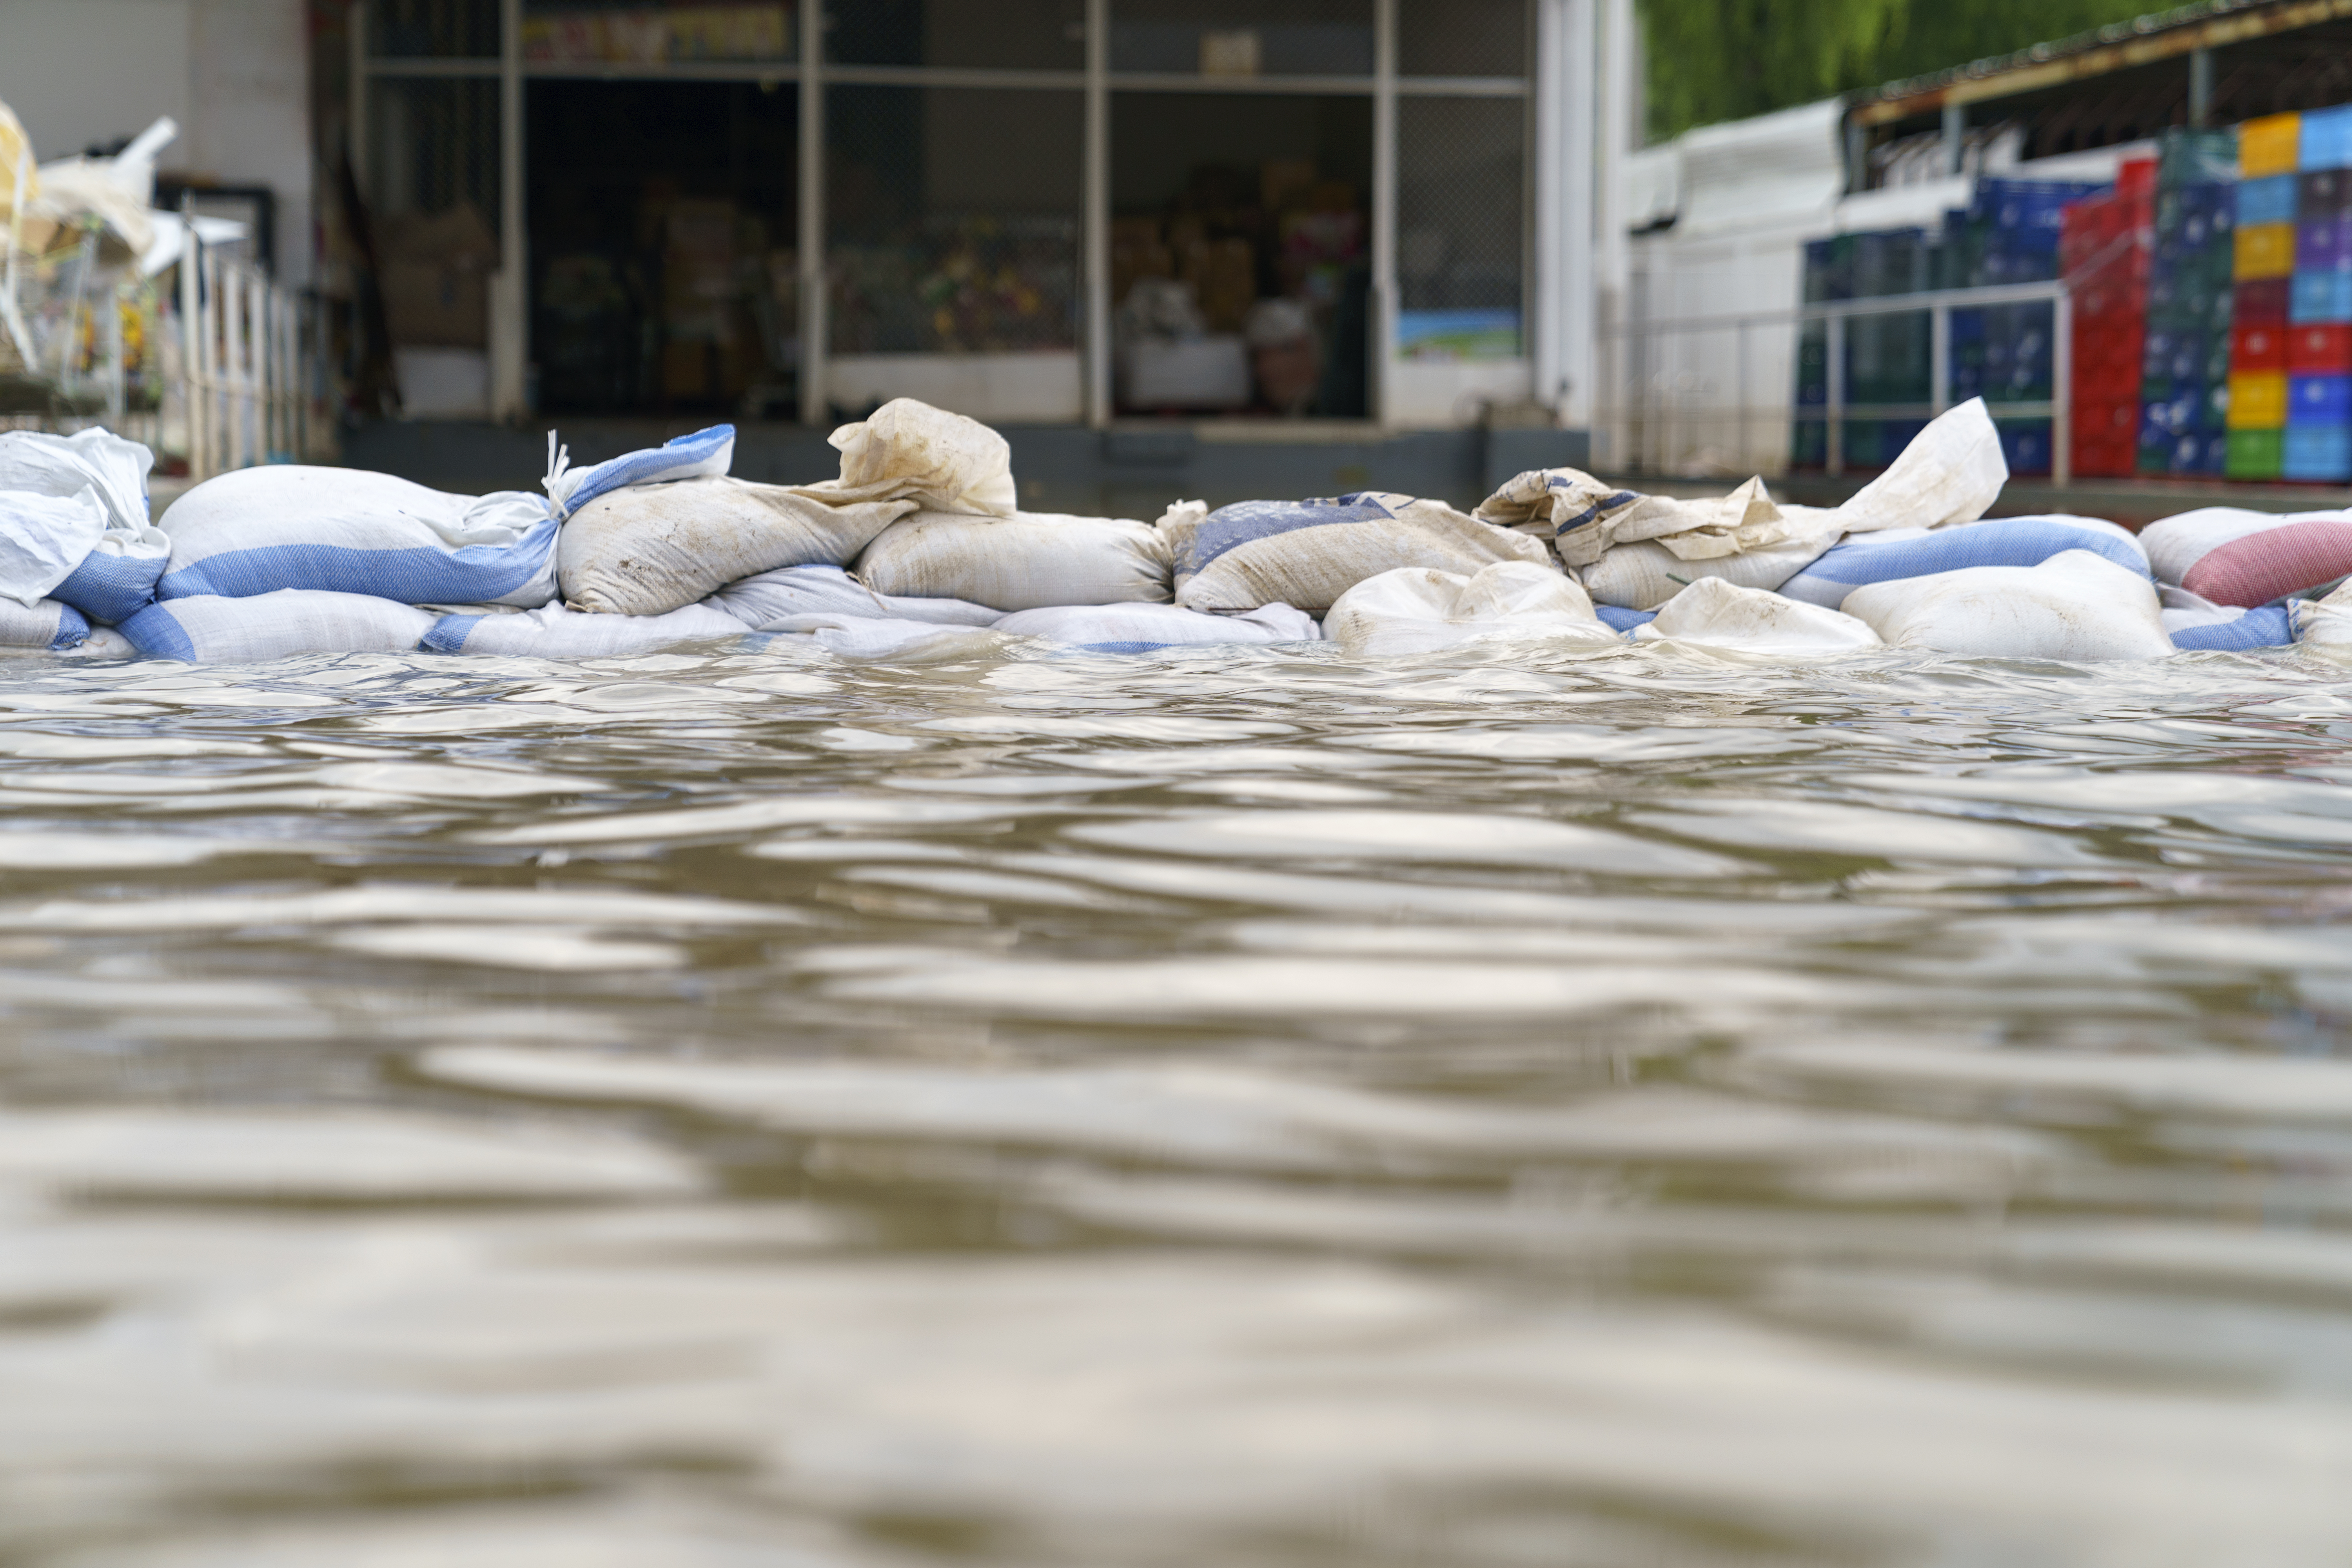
824,399 -> 1016,517
0,428 -> 169,621
705,564 -> 1000,630
1777,515 -> 2148,610
1841,549 -> 2174,661
1632,578 -> 1881,654
1163,494 -> 1549,615
541,424 -> 736,521
992,601 -> 1319,652
120,591 -> 437,662
160,467 -> 557,607
2290,581 -> 2352,650
855,511 -> 1171,611
1322,561 -> 1622,658
422,601 -> 747,658
2137,505 -> 2352,607
1827,397 -> 2007,536
557,477 -> 915,616
1579,534 -> 1832,610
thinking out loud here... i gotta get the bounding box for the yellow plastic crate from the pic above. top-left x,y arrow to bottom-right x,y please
2241,112 -> 2302,177
2228,370 -> 2288,429
2235,220 -> 2296,279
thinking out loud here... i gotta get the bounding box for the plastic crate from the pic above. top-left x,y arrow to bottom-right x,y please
2242,112 -> 2303,178
2227,426 -> 2287,479
2236,221 -> 2296,279
2302,105 -> 2352,172
2288,372 -> 2352,425
2301,167 -> 2352,215
2160,128 -> 2240,189
2238,275 -> 2292,325
2234,321 -> 2288,371
2238,174 -> 2299,227
1998,419 -> 2052,476
2292,269 -> 2352,323
2229,370 -> 2289,427
2288,321 -> 2352,374
2285,423 -> 2352,481
2298,214 -> 2352,272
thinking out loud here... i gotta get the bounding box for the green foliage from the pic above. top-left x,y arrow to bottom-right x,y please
1641,0 -> 2159,140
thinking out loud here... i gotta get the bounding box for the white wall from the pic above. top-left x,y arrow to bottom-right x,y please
0,0 -> 311,283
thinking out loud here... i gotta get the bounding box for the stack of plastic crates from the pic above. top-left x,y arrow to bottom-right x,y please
2225,114 -> 2297,478
2140,129 -> 2239,477
2284,105 -> 2352,481
2060,157 -> 2155,477
1947,179 -> 2102,474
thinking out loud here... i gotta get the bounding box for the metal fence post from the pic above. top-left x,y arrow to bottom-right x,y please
2052,285 -> 2072,486
1826,309 -> 1844,478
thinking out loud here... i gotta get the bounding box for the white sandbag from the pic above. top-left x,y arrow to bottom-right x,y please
753,615 -> 1004,660
541,423 -> 734,520
705,563 -> 1000,630
422,601 -> 746,657
824,398 -> 1015,517
0,427 -> 162,610
855,510 -> 1172,611
1579,535 -> 1830,610
120,590 -> 436,662
0,597 -> 92,650
557,477 -> 916,617
1829,397 -> 2007,534
1632,578 -> 1882,653
2137,506 -> 2352,607
1779,515 -> 2148,609
1841,549 -> 2174,662
1323,561 -> 1622,658
1163,493 -> 1550,614
66,627 -> 136,659
992,601 -> 1318,652
158,467 -> 558,607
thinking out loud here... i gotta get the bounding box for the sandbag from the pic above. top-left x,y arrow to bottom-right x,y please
2292,583 -> 2352,650
0,597 -> 92,651
2138,506 -> 2352,606
855,510 -> 1172,611
1841,549 -> 2174,662
1633,578 -> 1882,653
1323,561 -> 1622,658
1778,515 -> 2149,609
120,590 -> 436,662
557,477 -> 915,616
2161,586 -> 2297,651
158,467 -> 558,607
705,563 -> 1000,630
422,601 -> 747,658
750,616 -> 1004,660
541,424 -> 735,520
1593,605 -> 1655,635
992,601 -> 1318,652
0,427 -> 165,615
68,627 -> 136,659
1579,535 -> 1830,610
823,398 -> 1015,517
1163,493 -> 1549,615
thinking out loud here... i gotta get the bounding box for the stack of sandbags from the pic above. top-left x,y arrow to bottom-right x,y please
1323,562 -> 1619,657
0,428 -> 173,650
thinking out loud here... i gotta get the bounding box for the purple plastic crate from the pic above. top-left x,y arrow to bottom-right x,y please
2298,214 -> 2352,271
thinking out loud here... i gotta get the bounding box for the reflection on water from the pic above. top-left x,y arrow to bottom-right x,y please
2,635 -> 2351,1564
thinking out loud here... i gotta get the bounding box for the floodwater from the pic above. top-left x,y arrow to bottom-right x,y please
2,630 -> 2351,1567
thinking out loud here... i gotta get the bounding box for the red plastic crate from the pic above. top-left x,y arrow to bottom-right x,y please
2237,275 -> 2292,325
2234,321 -> 2288,371
2289,322 -> 2352,374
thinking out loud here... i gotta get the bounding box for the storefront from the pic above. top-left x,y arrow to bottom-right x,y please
351,0 -> 1572,437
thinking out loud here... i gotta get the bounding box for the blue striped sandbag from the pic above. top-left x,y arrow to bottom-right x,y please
2168,605 -> 2295,651
1779,517 -> 2150,609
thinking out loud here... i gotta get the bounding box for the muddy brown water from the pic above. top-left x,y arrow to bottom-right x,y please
1,633 -> 2349,1565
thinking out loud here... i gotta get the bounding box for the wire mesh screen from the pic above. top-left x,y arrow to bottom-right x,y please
367,78 -> 500,221
369,0 -> 500,58
1111,0 -> 1374,77
1398,0 -> 1526,78
1397,95 -> 1524,359
827,86 -> 1082,355
827,0 -> 1084,69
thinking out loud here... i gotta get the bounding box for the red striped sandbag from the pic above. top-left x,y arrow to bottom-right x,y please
2139,507 -> 2352,606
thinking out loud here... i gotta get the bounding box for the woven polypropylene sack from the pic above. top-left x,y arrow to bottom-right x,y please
855,511 -> 1172,611
991,601 -> 1319,653
0,428 -> 160,610
0,597 -> 92,650
542,424 -> 735,520
121,590 -> 437,662
558,478 -> 916,617
1779,515 -> 2150,609
1323,561 -> 1621,658
705,564 -> 1000,630
2138,506 -> 2352,606
1580,535 -> 1831,610
825,399 -> 1015,517
423,602 -> 748,657
1166,494 -> 1550,615
1632,578 -> 1882,653
1841,550 -> 2175,661
158,468 -> 557,607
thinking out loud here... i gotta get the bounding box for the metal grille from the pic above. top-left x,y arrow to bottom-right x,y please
1111,0 -> 1375,77
368,78 -> 500,221
370,0 -> 500,59
1399,0 -> 1526,78
1397,94 -> 1524,356
828,86 -> 1082,354
827,0 -> 1085,69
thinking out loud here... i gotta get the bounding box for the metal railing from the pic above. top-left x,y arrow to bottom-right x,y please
1597,278 -> 2074,485
176,213 -> 332,481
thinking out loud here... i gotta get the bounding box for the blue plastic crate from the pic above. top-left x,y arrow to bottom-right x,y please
2303,105 -> 2352,172
2289,372 -> 2352,425
1997,420 -> 2052,476
2292,269 -> 2352,323
1974,178 -> 2108,241
2285,423 -> 2352,480
2238,174 -> 2299,227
